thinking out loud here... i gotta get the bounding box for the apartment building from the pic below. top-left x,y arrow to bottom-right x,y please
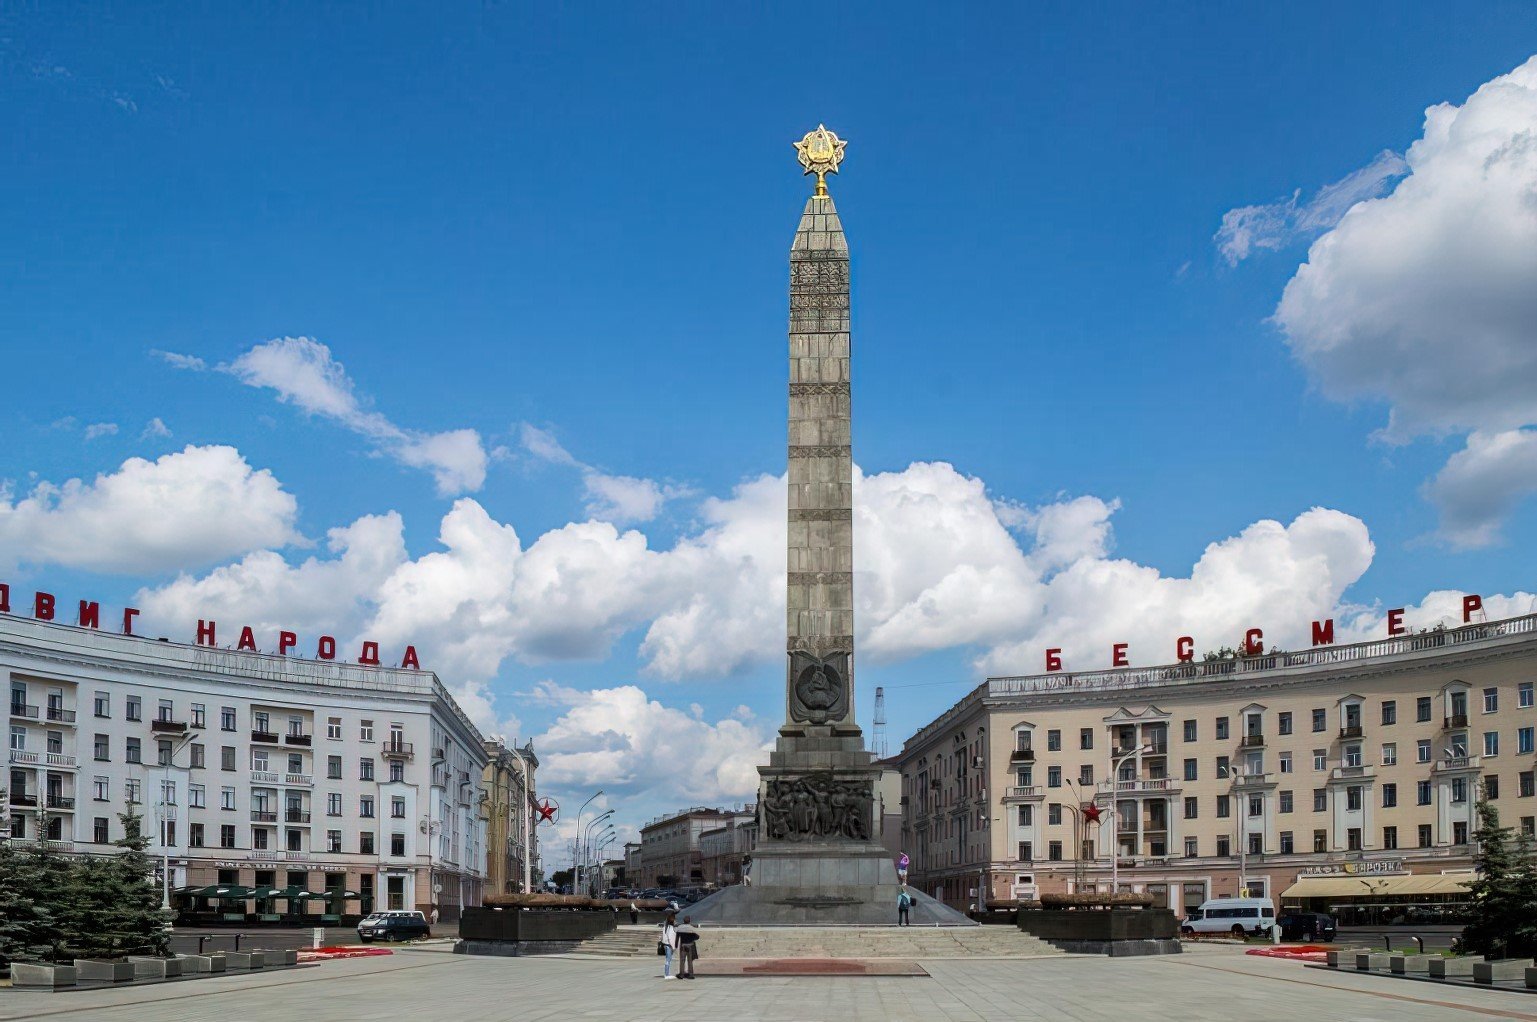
1,612 -> 489,921
697,812 -> 758,887
895,613 -> 1537,921
482,739 -> 539,894
635,807 -> 753,888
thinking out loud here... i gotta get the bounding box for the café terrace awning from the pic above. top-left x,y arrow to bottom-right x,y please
186,885 -> 254,900
1281,873 -> 1473,900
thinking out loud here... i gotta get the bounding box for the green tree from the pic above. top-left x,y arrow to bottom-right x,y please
107,804 -> 172,957
1461,801 -> 1537,959
0,838 -> 59,968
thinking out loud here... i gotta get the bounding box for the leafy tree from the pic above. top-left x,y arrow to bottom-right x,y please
0,837 -> 58,968
1461,801 -> 1537,959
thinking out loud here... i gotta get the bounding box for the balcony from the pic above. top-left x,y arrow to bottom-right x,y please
1239,734 -> 1265,748
1003,785 -> 1045,801
250,849 -> 280,860
1339,725 -> 1364,739
9,749 -> 39,765
251,730 -> 279,744
283,733 -> 312,747
11,838 -> 74,852
285,809 -> 312,824
45,707 -> 76,723
1444,714 -> 1469,731
151,718 -> 187,734
250,770 -> 280,784
251,810 -> 278,823
1434,755 -> 1482,774
1097,777 -> 1178,796
432,747 -> 446,762
47,752 -> 78,769
10,792 -> 37,807
1008,748 -> 1035,762
382,740 -> 415,760
1329,764 -> 1375,781
1232,771 -> 1273,788
45,795 -> 75,811
284,773 -> 313,787
9,702 -> 38,720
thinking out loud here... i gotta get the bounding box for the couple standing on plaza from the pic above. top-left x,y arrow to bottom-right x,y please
659,911 -> 700,979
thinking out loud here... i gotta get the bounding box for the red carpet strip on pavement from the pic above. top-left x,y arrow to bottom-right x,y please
297,946 -> 396,962
1245,945 -> 1331,962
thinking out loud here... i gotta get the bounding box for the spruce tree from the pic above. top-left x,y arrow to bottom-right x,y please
105,804 -> 172,957
0,837 -> 58,968
1462,801 -> 1523,958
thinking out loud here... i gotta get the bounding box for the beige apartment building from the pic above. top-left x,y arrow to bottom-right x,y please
895,613 -> 1537,922
635,806 -> 753,889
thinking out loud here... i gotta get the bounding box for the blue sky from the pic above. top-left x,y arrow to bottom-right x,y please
5,4 -> 1537,853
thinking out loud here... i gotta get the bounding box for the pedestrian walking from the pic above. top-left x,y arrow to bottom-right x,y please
658,911 -> 679,979
897,887 -> 912,927
629,899 -> 640,925
676,916 -> 701,979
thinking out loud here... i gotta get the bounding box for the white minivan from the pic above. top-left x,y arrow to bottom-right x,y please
1181,897 -> 1276,937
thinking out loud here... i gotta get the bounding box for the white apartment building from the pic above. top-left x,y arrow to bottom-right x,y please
2,612 -> 489,921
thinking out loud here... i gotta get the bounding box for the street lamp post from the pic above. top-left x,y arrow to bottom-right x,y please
581,813 -> 614,895
1107,744 -> 1152,897
1227,765 -> 1250,897
157,733 -> 196,919
572,792 -> 603,894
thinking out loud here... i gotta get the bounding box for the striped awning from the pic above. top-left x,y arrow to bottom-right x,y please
1281,873 -> 1472,899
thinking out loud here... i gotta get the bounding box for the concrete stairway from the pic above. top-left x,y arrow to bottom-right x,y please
575,925 -> 1060,960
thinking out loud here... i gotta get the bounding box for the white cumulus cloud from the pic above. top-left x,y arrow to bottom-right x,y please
83,422 -> 118,441
0,445 -> 300,575
1272,56 -> 1537,545
519,424 -> 683,524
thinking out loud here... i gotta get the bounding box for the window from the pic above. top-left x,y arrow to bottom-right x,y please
1344,744 -> 1362,768
221,786 -> 236,810
1215,717 -> 1229,741
1346,786 -> 1362,811
1183,796 -> 1198,819
1417,780 -> 1432,805
1485,687 -> 1499,713
1215,836 -> 1230,858
93,776 -> 109,800
94,692 -> 109,717
1247,795 -> 1262,818
327,792 -> 342,816
327,716 -> 342,740
1306,829 -> 1323,853
1046,729 -> 1060,752
391,796 -> 406,819
1018,840 -> 1034,861
1521,728 -> 1535,756
157,699 -> 174,723
253,828 -> 269,850
1382,783 -> 1398,808
327,830 -> 342,853
1484,731 -> 1500,757
93,733 -> 109,760
1484,774 -> 1503,801
1278,711 -> 1292,736
1183,759 -> 1197,782
1381,743 -> 1397,766
1526,818 -> 1537,838
360,758 -> 375,781
156,739 -> 172,766
218,824 -> 235,848
1416,696 -> 1432,723
1047,841 -> 1062,861
1047,766 -> 1061,788
389,761 -> 404,782
1080,728 -> 1094,750
360,796 -> 375,818
1047,803 -> 1062,826
287,716 -> 304,738
1311,708 -> 1325,732
1417,740 -> 1431,763
253,711 -> 270,735
1184,837 -> 1198,857
360,832 -> 375,854
1279,752 -> 1292,774
190,784 -> 206,808
92,817 -> 109,843
327,755 -> 343,779
125,779 -> 141,804
221,706 -> 237,731
1523,771 -> 1535,798
287,753 -> 303,774
1313,789 -> 1327,812
1522,682 -> 1534,708
286,829 -> 302,852
1454,820 -> 1469,844
1279,831 -> 1294,854
189,743 -> 205,768
1279,790 -> 1293,813
1074,764 -> 1091,786
1216,795 -> 1230,818
360,720 -> 375,742
1380,700 -> 1396,725
1347,827 -> 1362,851
252,749 -> 269,771
391,833 -> 406,856
1418,824 -> 1432,848
1014,730 -> 1032,752
1312,750 -> 1326,771
126,696 -> 142,721
190,823 -> 205,847
126,737 -> 141,764
1247,833 -> 1262,855
1216,755 -> 1230,778
221,746 -> 236,771
9,726 -> 23,752
1183,719 -> 1197,742
191,703 -> 206,728
1017,805 -> 1033,826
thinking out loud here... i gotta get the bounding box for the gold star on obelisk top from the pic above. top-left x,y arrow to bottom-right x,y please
794,124 -> 847,197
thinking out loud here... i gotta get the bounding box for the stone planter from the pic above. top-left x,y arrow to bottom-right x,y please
222,952 -> 255,970
1429,956 -> 1483,978
1390,955 -> 1431,974
256,949 -> 298,967
75,959 -> 135,983
127,956 -> 182,979
9,962 -> 77,988
1366,953 -> 1395,971
1474,959 -> 1531,984
245,951 -> 267,969
182,954 -> 226,973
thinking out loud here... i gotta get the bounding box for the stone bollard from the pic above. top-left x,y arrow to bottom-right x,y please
1474,959 -> 1532,984
222,952 -> 255,971
125,957 -> 168,980
1354,951 -> 1375,970
1525,966 -> 1537,989
9,963 -> 77,988
1390,955 -> 1431,974
1428,956 -> 1483,979
75,960 -> 136,983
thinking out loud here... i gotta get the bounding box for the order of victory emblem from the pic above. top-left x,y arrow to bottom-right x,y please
794,124 -> 847,195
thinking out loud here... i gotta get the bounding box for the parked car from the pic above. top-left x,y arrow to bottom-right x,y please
357,910 -> 432,943
1181,897 -> 1277,938
1276,911 -> 1336,942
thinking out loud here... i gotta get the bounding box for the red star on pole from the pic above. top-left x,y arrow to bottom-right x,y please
536,798 -> 560,824
1081,803 -> 1102,823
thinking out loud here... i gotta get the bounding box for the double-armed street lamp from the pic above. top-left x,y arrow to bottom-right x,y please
1107,743 -> 1153,896
581,814 -> 614,894
156,732 -> 197,920
572,791 -> 603,892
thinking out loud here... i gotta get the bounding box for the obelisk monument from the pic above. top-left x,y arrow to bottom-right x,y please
691,126 -> 959,924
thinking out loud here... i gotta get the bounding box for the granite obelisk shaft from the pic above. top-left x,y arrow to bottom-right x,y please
784,191 -> 859,736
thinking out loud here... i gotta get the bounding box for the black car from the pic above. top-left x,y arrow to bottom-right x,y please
356,910 -> 432,942
1276,911 -> 1336,942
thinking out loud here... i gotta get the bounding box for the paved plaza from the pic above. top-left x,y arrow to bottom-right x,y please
4,943 -> 1536,1022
